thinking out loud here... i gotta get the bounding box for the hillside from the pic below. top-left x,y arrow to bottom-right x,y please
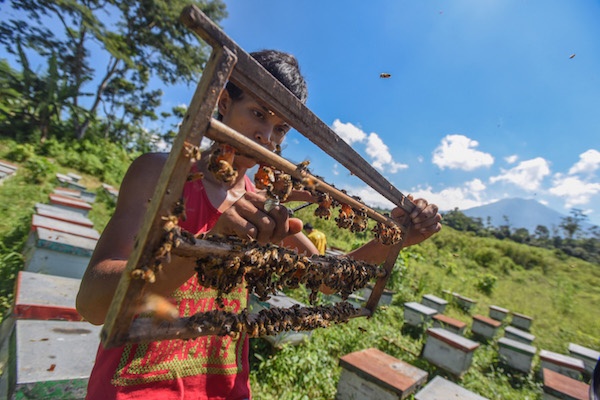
0,152 -> 598,399
462,197 -> 596,235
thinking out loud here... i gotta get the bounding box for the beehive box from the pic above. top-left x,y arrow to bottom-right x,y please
415,376 -> 489,400
542,368 -> 589,400
421,294 -> 448,314
540,349 -> 585,380
23,227 -> 97,279
336,348 -> 428,400
471,314 -> 502,341
453,293 -> 477,312
511,312 -> 533,331
403,302 -> 437,328
48,194 -> 92,216
498,337 -> 537,374
13,271 -> 83,321
432,314 -> 466,335
504,326 -> 535,345
9,319 -> 101,399
422,328 -> 480,377
568,343 -> 600,376
489,305 -> 509,322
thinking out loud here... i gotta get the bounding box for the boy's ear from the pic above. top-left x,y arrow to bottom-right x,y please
218,90 -> 232,117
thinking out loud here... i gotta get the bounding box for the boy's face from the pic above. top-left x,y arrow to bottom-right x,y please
218,90 -> 290,169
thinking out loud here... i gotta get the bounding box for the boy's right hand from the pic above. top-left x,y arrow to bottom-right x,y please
210,191 -> 302,244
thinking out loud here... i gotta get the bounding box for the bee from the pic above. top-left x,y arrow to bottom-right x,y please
296,160 -> 310,173
208,145 -> 238,183
569,54 -> 576,59
187,171 -> 204,182
139,293 -> 179,322
254,165 -> 275,191
379,73 -> 391,78
183,142 -> 202,163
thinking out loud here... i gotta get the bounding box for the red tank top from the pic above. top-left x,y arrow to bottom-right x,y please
86,174 -> 255,400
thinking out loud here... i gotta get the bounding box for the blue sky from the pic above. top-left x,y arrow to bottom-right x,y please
3,1 -> 600,226
171,0 -> 599,226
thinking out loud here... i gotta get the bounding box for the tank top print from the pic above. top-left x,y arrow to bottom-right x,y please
85,173 -> 256,400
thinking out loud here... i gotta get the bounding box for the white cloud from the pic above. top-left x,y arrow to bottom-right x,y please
332,163 -> 339,176
432,134 -> 494,170
339,184 -> 395,210
505,155 -> 518,164
568,149 -> 600,175
549,174 -> 600,208
366,133 -> 408,173
410,179 -> 489,211
489,157 -> 550,191
331,119 -> 367,144
331,119 -> 406,174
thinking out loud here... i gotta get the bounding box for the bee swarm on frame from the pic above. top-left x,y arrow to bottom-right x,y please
194,235 -> 386,306
187,301 -> 359,338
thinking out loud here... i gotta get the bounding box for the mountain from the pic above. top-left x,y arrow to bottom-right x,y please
461,198 -> 569,235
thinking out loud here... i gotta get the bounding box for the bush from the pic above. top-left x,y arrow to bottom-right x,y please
476,273 -> 497,295
22,156 -> 56,184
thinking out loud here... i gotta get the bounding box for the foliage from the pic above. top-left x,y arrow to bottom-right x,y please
442,208 -> 600,264
0,0 -> 227,147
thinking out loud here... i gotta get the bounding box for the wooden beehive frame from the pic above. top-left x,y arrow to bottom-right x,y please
100,4 -> 417,348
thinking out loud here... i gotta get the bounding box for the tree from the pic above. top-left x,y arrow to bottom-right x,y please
560,208 -> 587,240
0,0 -> 227,144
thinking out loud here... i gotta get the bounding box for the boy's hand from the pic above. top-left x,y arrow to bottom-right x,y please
392,196 -> 442,248
210,191 -> 303,243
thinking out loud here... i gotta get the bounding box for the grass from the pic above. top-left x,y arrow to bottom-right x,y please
0,152 -> 597,399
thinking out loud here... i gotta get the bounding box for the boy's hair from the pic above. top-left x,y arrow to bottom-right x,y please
218,49 -> 308,119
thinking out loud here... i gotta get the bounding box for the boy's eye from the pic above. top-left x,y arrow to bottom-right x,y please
252,109 -> 264,119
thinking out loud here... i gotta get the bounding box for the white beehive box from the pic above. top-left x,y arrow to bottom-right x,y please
498,337 -> 537,374
542,368 -> 589,400
432,314 -> 466,336
510,312 -> 533,331
415,376 -> 489,400
336,347 -> 428,400
421,294 -> 448,314
422,328 -> 480,377
540,349 -> 585,380
568,343 -> 600,376
489,305 -> 509,322
504,326 -> 535,345
471,314 -> 502,341
403,302 -> 437,328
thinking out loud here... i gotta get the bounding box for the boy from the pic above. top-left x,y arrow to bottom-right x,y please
76,49 -> 442,399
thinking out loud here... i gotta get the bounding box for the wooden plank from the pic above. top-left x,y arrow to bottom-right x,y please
180,5 -> 415,214
101,46 -> 238,348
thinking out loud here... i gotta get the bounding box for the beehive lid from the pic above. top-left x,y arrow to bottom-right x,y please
543,368 -> 589,400
13,270 -> 83,321
49,193 -> 93,210
432,314 -> 466,329
489,305 -> 509,313
34,226 -> 97,256
14,320 -> 101,385
422,294 -> 448,305
415,376 -> 489,400
35,208 -> 94,228
568,343 -> 600,361
540,350 -> 585,371
426,328 -> 480,352
339,348 -> 428,395
473,314 -> 502,328
498,337 -> 536,355
404,302 -> 438,316
32,214 -> 99,240
505,326 -> 535,341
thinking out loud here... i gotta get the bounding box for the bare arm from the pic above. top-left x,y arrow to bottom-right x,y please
76,153 -> 197,325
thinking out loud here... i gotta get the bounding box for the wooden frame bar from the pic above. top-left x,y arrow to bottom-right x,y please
100,4 -> 416,348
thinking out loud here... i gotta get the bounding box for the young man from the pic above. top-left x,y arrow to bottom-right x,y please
303,222 -> 327,255
76,50 -> 442,399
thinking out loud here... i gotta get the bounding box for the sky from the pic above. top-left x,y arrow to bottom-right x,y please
172,0 -> 598,226
3,1 -> 600,226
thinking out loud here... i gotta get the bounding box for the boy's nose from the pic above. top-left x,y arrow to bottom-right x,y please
254,130 -> 273,148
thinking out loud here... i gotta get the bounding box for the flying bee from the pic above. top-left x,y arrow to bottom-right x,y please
138,293 -> 179,322
183,142 -> 202,163
379,72 -> 391,78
